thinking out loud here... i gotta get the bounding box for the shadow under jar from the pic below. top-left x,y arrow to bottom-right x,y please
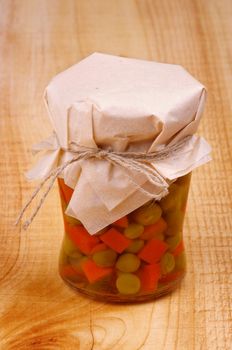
58,173 -> 191,303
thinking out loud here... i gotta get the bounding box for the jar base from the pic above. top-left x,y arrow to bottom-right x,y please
60,272 -> 186,303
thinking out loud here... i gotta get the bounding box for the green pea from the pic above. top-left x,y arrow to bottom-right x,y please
132,202 -> 162,226
164,209 -> 184,236
166,232 -> 182,250
116,253 -> 141,272
65,214 -> 82,226
175,252 -> 186,271
124,223 -> 144,239
59,250 -> 69,266
93,249 -> 117,267
63,235 -> 83,258
176,175 -> 191,208
160,183 -> 182,212
125,239 -> 144,253
161,252 -> 175,274
116,273 -> 141,295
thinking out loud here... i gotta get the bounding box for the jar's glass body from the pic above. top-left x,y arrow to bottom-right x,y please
58,174 -> 191,302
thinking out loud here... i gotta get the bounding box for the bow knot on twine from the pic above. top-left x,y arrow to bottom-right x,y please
15,136 -> 191,230
93,149 -> 109,159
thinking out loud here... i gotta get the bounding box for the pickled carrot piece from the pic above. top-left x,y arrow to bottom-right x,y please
159,270 -> 183,284
60,265 -> 83,278
113,216 -> 129,228
140,217 -> 167,240
138,239 -> 168,264
172,240 -> 184,257
137,263 -> 161,292
58,179 -> 66,204
82,259 -> 113,283
60,265 -> 75,277
90,243 -> 108,254
66,224 -> 100,255
100,228 -> 131,253
58,178 -> 74,204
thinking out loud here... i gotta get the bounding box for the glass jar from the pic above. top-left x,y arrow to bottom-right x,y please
58,173 -> 191,302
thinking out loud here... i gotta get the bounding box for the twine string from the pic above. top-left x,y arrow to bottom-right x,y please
15,136 -> 190,229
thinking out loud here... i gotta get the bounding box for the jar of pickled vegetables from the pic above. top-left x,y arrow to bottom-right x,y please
17,53 -> 211,303
58,173 -> 191,302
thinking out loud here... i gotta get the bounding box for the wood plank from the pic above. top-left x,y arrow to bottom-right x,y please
0,0 -> 231,349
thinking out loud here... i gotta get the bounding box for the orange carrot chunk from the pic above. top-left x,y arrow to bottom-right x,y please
138,239 -> 168,264
82,259 -> 113,283
172,240 -> 184,257
100,228 -> 131,253
60,265 -> 77,277
60,265 -> 84,279
90,243 -> 108,255
137,263 -> 161,292
140,217 -> 168,240
58,178 -> 74,204
113,216 -> 129,228
66,224 -> 100,255
58,178 -> 66,204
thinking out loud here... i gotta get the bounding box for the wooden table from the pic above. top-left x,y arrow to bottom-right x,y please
1,1 -> 231,349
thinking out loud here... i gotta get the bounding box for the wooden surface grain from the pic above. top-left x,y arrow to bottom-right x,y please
0,0 -> 232,349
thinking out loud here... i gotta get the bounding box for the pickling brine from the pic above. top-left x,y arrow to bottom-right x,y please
58,173 -> 191,302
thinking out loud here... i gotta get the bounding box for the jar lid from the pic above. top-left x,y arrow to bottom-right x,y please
45,52 -> 206,151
